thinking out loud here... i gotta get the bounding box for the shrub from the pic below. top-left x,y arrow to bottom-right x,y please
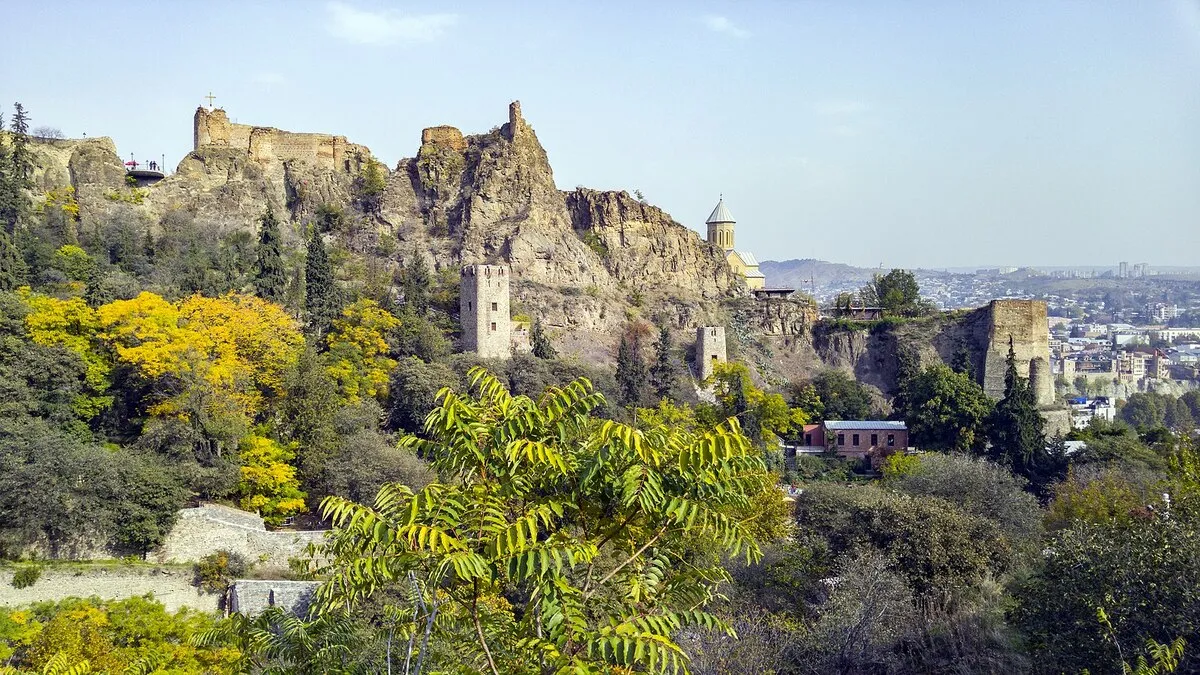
10,565 -> 42,589
193,550 -> 250,595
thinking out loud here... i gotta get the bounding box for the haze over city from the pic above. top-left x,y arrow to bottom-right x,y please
3,0 -> 1199,267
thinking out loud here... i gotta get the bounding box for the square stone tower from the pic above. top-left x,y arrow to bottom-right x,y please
696,326 -> 727,381
460,265 -> 512,360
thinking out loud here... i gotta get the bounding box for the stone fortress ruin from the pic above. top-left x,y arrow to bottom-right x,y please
193,105 -> 372,175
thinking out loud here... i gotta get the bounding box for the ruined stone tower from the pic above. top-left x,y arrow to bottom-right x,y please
981,299 -> 1054,405
460,265 -> 512,360
696,326 -> 727,381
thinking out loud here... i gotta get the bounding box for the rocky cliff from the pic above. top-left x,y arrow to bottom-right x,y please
25,102 -> 742,361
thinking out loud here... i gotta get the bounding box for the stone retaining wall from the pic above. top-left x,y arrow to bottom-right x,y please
0,566 -> 218,613
153,504 -> 326,567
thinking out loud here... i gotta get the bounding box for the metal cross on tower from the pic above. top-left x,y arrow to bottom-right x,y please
205,92 -> 216,108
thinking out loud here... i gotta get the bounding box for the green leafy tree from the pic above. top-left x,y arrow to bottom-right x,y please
859,269 -> 927,317
530,317 -> 556,360
355,159 -> 387,215
648,324 -> 674,400
1013,508 -> 1200,674
794,482 -> 1017,595
309,368 -> 773,674
278,346 -> 342,498
898,363 -> 994,453
884,452 -> 1042,543
807,370 -> 875,420
385,356 -> 460,433
390,306 -> 450,362
253,206 -> 287,302
304,229 -> 338,335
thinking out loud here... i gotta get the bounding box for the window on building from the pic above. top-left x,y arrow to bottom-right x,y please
887,434 -> 895,447
467,301 -> 472,311
852,433 -> 860,446
491,302 -> 498,311
837,433 -> 845,446
871,433 -> 878,446
804,433 -> 812,446
490,322 -> 497,331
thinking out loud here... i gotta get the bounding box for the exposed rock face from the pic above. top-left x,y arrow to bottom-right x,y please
565,188 -> 739,300
27,101 -> 742,361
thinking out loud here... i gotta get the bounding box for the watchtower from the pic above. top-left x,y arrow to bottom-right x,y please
460,265 -> 512,360
696,326 -> 727,381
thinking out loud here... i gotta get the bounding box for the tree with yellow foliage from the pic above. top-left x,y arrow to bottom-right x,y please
21,290 -> 112,419
97,291 -> 303,424
237,433 -> 307,525
324,298 -> 399,403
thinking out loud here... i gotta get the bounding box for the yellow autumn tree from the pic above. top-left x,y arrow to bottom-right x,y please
324,298 -> 399,403
98,291 -> 304,422
237,434 -> 307,525
21,289 -> 113,418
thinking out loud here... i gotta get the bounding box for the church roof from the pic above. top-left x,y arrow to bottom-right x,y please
734,250 -> 760,267
706,199 -> 735,224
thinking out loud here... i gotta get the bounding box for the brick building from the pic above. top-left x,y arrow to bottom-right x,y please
799,420 -> 909,463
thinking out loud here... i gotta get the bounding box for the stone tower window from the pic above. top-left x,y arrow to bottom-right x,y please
490,322 -> 497,331
467,301 -> 472,311
491,302 -> 498,311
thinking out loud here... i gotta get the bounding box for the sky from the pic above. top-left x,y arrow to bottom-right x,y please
3,1 -> 1199,268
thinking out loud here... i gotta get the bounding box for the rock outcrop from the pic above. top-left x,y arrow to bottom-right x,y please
25,101 -> 742,361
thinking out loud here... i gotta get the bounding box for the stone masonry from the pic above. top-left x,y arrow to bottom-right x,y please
697,326 -> 727,381
154,504 -> 326,567
982,299 -> 1054,406
229,580 -> 320,617
193,107 -> 370,175
0,566 -> 218,614
421,125 -> 467,151
460,265 -> 512,359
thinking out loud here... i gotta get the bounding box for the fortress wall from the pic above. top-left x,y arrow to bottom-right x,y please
153,504 -> 326,567
229,580 -> 320,616
0,566 -> 219,614
194,107 -> 369,174
421,125 -> 467,151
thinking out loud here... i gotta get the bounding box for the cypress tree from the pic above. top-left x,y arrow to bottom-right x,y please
987,338 -> 1063,497
402,251 -> 431,314
531,318 -> 556,360
304,229 -> 338,335
615,333 -> 647,406
648,325 -> 674,400
0,230 -> 26,290
253,206 -> 287,302
0,109 -> 25,233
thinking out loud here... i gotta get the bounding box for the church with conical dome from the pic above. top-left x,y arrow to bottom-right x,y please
705,198 -> 765,290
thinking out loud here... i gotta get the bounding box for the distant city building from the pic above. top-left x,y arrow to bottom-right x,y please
1144,303 -> 1182,323
1068,396 -> 1116,430
705,199 -> 765,290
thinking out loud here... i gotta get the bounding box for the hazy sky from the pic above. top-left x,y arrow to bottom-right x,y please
4,1 -> 1199,268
